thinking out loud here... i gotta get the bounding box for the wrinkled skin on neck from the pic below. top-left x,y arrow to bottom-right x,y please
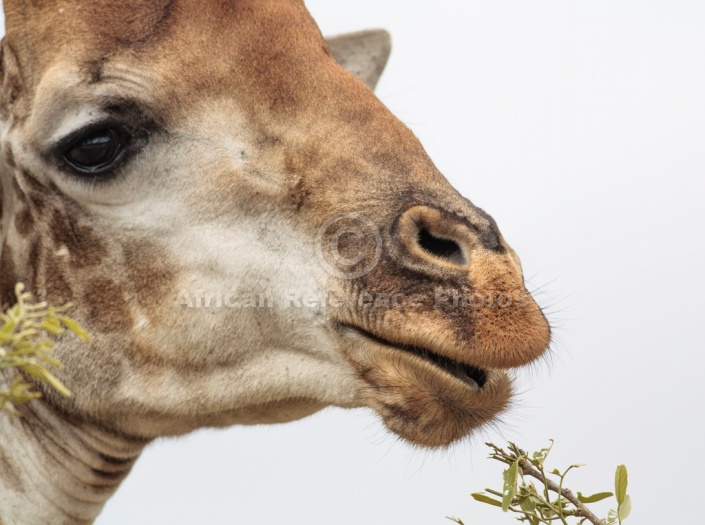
0,0 -> 550,523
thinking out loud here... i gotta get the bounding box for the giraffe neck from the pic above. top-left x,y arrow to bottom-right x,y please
0,380 -> 148,525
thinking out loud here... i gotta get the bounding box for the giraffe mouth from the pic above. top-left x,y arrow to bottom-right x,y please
341,325 -> 488,390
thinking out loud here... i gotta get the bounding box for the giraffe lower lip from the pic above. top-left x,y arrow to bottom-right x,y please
342,325 -> 487,389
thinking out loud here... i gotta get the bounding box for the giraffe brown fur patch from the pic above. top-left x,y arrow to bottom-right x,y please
0,451 -> 24,493
0,40 -> 24,115
42,245 -> 73,306
121,239 -> 177,316
0,245 -> 17,309
26,238 -> 39,290
13,205 -> 32,236
17,171 -> 47,213
3,145 -> 13,168
80,277 -> 133,333
10,177 -> 25,206
49,208 -> 107,270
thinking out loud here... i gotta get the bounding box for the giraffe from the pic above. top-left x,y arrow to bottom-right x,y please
0,1 -> 551,523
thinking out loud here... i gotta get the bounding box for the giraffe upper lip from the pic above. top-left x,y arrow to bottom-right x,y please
341,324 -> 488,389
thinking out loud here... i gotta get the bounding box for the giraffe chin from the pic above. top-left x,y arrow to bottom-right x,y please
341,328 -> 513,448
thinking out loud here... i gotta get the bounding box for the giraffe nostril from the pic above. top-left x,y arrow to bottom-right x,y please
417,228 -> 467,266
395,205 -> 478,272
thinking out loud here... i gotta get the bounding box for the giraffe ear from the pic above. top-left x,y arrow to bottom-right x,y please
326,29 -> 392,91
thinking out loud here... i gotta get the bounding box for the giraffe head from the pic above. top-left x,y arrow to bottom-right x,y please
0,0 -> 550,447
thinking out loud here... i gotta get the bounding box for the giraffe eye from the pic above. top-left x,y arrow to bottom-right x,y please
64,128 -> 125,173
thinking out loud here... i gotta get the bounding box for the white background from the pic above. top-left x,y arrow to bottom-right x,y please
4,1 -> 705,523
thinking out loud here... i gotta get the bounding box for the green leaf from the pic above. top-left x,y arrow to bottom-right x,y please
0,320 -> 17,337
618,494 -> 632,521
502,460 -> 519,512
58,315 -> 91,342
471,493 -> 502,508
607,508 -> 619,524
532,440 -> 554,464
39,318 -> 63,335
1,286 -> 89,413
577,491 -> 614,503
519,495 -> 537,513
22,364 -> 72,397
615,465 -> 628,505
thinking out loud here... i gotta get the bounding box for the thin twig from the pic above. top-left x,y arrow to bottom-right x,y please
517,458 -> 605,525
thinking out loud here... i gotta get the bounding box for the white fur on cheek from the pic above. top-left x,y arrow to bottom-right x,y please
113,217 -> 364,436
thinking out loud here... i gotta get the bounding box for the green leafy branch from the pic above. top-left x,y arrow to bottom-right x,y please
449,441 -> 631,525
0,283 -> 89,414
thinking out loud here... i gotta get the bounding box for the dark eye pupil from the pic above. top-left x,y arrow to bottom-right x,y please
66,129 -> 122,171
